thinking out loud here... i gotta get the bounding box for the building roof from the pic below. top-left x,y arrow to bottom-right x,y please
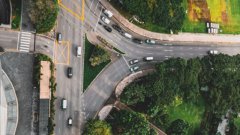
39,99 -> 49,135
40,61 -> 51,99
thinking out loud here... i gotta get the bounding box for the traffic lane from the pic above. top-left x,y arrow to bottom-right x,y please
35,36 -> 54,58
0,31 -> 18,49
83,58 -> 129,119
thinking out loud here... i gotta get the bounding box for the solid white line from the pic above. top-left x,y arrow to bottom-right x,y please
165,56 -> 171,58
20,41 -> 30,45
122,56 -> 130,68
17,32 -> 20,50
21,36 -> 31,40
20,46 -> 29,50
21,33 -> 31,37
20,44 -> 30,47
164,50 -> 173,52
20,39 -> 30,42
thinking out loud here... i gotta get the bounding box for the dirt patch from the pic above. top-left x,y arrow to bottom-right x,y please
188,0 -> 211,22
221,11 -> 228,24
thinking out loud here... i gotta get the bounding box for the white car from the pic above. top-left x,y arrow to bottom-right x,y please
103,9 -> 113,18
77,46 -> 81,57
130,66 -> 139,72
145,39 -> 156,44
101,16 -> 110,24
209,50 -> 218,55
67,117 -> 73,126
129,59 -> 139,65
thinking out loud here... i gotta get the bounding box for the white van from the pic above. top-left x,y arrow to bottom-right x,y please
77,46 -> 81,57
144,57 -> 154,61
103,9 -> 113,18
124,33 -> 132,39
101,16 -> 110,24
61,98 -> 67,110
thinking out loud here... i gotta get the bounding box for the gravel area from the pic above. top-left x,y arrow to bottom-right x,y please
0,52 -> 34,135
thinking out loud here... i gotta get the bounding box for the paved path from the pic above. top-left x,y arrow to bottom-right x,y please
101,0 -> 240,44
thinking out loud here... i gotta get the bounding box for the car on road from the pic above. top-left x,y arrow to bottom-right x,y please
132,38 -> 143,44
123,33 -> 132,39
129,59 -> 139,65
67,67 -> 73,78
143,56 -> 154,61
57,33 -> 62,43
67,117 -> 73,126
77,46 -> 81,57
208,50 -> 219,55
61,98 -> 67,110
130,66 -> 139,72
112,24 -> 122,33
103,25 -> 112,32
101,16 -> 110,24
103,9 -> 113,18
145,39 -> 156,44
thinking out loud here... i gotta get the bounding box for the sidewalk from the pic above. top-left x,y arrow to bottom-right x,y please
101,0 -> 240,44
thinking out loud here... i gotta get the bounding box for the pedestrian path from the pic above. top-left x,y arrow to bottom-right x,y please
18,31 -> 32,52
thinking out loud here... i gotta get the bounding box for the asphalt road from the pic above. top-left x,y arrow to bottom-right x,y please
82,0 -> 240,120
0,0 -> 240,134
54,0 -> 84,135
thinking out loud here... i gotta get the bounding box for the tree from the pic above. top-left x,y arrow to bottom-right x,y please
167,119 -> 189,135
89,45 -> 110,67
108,110 -> 152,135
121,83 -> 146,105
83,120 -> 112,135
28,0 -> 58,33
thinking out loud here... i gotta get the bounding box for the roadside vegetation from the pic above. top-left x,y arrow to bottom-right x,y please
83,38 -> 110,90
34,54 -> 56,135
11,0 -> 21,29
110,0 -> 185,33
116,54 -> 240,134
28,0 -> 58,33
111,0 -> 240,34
83,119 -> 112,135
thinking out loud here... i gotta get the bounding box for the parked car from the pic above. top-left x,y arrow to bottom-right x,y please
103,25 -> 112,32
208,50 -> 219,55
132,38 -> 143,44
130,66 -> 139,72
103,9 -> 113,18
101,16 -> 110,24
67,67 -> 73,78
112,24 -> 122,33
129,59 -> 139,65
77,46 -> 81,57
57,33 -> 62,43
145,39 -> 156,44
67,117 -> 73,126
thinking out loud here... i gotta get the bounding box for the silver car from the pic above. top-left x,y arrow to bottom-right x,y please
129,59 -> 139,65
130,66 -> 139,72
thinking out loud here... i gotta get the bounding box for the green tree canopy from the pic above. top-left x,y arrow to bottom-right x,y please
83,120 -> 112,135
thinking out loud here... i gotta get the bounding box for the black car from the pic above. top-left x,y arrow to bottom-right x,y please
132,38 -> 143,44
103,25 -> 112,32
67,67 -> 73,78
112,24 -> 122,33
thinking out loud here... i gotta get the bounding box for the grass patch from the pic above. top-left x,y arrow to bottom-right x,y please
166,97 -> 205,135
234,117 -> 240,129
11,0 -> 21,29
83,38 -> 110,91
182,18 -> 206,33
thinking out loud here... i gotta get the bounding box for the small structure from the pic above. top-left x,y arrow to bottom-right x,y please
39,61 -> 51,135
206,22 -> 220,34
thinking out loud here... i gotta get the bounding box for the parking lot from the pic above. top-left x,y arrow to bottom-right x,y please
0,52 -> 34,135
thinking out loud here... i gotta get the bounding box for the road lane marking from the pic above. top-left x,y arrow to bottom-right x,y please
58,0 -> 85,21
164,50 -> 172,52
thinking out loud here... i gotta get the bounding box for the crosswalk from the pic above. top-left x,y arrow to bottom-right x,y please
18,31 -> 32,52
